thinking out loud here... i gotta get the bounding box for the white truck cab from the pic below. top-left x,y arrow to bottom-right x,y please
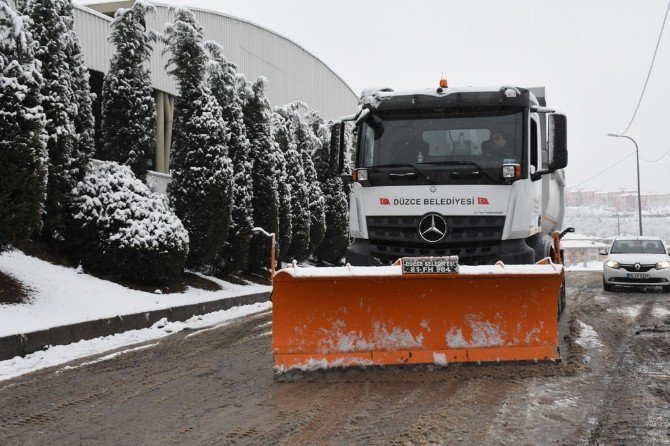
329,85 -> 568,266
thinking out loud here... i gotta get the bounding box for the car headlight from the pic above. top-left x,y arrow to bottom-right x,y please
656,261 -> 670,270
606,260 -> 620,269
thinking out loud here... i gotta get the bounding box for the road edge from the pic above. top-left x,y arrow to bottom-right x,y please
0,291 -> 271,362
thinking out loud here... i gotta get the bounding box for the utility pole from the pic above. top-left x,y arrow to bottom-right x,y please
607,133 -> 643,235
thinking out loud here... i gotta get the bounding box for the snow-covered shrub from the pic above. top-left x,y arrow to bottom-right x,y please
0,1 -> 48,251
164,7 -> 233,269
242,77 -> 280,273
206,42 -> 254,274
70,161 -> 189,284
98,1 -> 156,180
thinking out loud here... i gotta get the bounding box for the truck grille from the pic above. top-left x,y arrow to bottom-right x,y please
366,215 -> 505,265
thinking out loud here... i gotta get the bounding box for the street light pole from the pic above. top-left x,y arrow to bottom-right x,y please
603,208 -> 620,236
607,133 -> 643,235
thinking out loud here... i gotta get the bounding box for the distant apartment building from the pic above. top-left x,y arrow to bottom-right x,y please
566,190 -> 670,212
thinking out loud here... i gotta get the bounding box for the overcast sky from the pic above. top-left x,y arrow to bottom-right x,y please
161,0 -> 670,193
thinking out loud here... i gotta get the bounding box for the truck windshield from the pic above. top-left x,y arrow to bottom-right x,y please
610,240 -> 666,254
359,110 -> 524,169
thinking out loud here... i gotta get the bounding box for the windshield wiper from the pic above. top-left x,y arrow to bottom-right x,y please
368,163 -> 434,184
420,160 -> 497,182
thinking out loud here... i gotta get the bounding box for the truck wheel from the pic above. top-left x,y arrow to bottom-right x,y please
662,285 -> 670,293
603,278 -> 614,292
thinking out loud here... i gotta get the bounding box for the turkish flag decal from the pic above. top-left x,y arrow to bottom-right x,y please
477,197 -> 490,205
380,197 -> 391,205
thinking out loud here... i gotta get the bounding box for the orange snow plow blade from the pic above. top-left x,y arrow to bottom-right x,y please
272,262 -> 563,370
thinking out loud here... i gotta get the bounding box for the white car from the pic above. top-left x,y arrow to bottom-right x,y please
601,236 -> 670,292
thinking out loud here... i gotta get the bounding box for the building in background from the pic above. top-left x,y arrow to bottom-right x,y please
69,1 -> 358,174
561,233 -> 608,266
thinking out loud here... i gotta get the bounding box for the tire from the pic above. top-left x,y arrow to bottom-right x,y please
603,278 -> 614,292
663,285 -> 670,293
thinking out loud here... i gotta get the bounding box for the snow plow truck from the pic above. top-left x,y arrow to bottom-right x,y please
272,83 -> 570,371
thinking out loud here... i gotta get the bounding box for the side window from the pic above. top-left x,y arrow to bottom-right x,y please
361,123 -> 375,167
530,117 -> 538,171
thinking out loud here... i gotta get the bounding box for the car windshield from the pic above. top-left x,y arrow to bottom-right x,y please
610,240 -> 666,254
359,110 -> 523,169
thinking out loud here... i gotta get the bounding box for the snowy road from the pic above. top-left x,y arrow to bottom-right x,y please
0,272 -> 669,445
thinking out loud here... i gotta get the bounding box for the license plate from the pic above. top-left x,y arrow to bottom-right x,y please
401,256 -> 459,274
627,273 -> 650,279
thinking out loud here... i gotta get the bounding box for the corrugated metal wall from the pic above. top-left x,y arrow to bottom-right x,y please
72,2 -> 358,120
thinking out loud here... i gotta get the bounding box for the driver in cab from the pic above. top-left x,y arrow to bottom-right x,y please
483,131 -> 514,158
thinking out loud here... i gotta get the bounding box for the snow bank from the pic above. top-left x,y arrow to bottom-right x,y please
278,263 -> 563,278
0,302 -> 271,381
0,250 -> 270,337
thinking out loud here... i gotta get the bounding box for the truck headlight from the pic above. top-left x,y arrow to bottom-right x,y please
656,261 -> 670,269
606,260 -> 620,269
354,168 -> 368,182
502,164 -> 521,179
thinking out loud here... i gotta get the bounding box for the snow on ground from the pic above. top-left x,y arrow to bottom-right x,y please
653,307 -> 670,318
0,250 -> 271,337
608,304 -> 642,319
566,261 -> 603,272
0,302 -> 271,381
575,321 -> 604,350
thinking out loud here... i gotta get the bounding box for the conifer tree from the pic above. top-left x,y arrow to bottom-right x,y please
308,112 -> 350,264
273,104 -> 310,261
205,42 -> 254,274
164,7 -> 233,269
62,1 -> 95,182
295,113 -> 326,253
98,1 -> 156,180
23,0 -> 80,243
0,1 -> 48,250
242,77 -> 279,272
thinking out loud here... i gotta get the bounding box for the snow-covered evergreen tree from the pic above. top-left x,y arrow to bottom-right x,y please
62,0 -> 94,183
295,112 -> 326,253
273,103 -> 310,261
163,7 -> 233,269
98,1 -> 156,180
241,77 -> 279,273
275,145 -> 292,263
205,41 -> 254,275
23,0 -> 80,243
308,112 -> 350,264
0,0 -> 48,250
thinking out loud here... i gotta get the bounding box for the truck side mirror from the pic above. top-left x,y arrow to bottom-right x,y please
329,121 -> 345,174
548,113 -> 567,171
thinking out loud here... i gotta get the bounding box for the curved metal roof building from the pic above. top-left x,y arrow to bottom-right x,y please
67,1 -> 358,173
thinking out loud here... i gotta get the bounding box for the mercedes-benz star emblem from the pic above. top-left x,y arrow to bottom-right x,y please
634,263 -> 641,271
418,213 -> 447,243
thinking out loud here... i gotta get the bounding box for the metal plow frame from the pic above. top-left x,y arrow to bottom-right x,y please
272,265 -> 564,370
